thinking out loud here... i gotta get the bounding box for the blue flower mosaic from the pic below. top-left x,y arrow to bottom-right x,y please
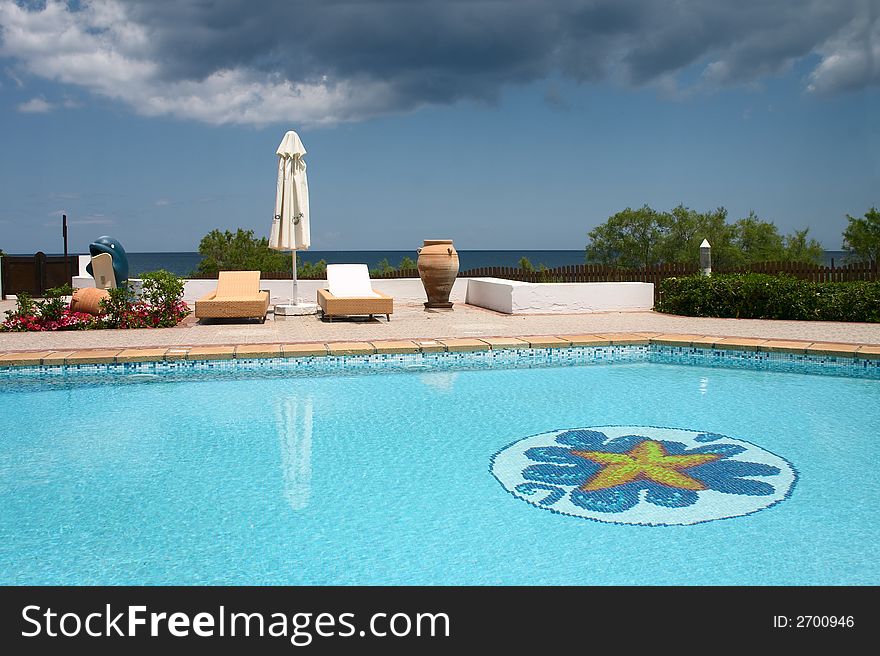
491,426 -> 797,526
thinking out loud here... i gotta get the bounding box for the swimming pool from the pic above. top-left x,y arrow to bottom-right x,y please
1,346 -> 878,585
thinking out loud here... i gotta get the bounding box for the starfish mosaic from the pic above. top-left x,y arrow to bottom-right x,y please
571,439 -> 722,492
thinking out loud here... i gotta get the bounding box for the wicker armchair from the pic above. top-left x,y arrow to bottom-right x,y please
194,271 -> 270,322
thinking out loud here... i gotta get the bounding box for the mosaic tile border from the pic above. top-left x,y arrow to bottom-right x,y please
1,339 -> 879,381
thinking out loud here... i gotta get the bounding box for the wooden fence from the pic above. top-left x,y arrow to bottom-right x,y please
0,252 -> 79,299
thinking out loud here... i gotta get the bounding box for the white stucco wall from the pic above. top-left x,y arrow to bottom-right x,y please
70,272 -> 651,313
465,277 -> 654,314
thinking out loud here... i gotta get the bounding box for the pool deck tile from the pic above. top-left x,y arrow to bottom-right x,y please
689,336 -> 723,348
525,336 -> 572,349
281,343 -> 329,357
594,333 -> 651,345
164,348 -> 190,361
438,338 -> 491,352
758,340 -> 811,354
856,345 -> 880,359
0,351 -> 53,366
41,351 -> 79,366
650,334 -> 707,347
327,342 -> 376,356
804,342 -> 862,357
235,344 -> 282,358
478,337 -> 531,349
117,348 -> 174,363
371,340 -> 421,354
186,346 -> 235,361
65,349 -> 123,365
562,335 -> 612,347
413,340 -> 446,353
711,337 -> 768,351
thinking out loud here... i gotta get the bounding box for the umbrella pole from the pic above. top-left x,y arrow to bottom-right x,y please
291,250 -> 298,306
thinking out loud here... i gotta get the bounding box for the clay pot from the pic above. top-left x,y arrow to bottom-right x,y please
417,239 -> 459,308
70,287 -> 110,315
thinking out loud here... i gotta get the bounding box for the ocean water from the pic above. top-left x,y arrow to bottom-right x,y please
0,358 -> 877,585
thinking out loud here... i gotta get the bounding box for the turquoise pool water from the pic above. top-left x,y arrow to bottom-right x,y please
1,352 -> 878,584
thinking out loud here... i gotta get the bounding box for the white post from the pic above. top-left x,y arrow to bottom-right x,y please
291,250 -> 298,304
274,250 -> 317,317
700,239 -> 712,276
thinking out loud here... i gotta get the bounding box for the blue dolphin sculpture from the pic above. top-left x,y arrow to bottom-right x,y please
85,236 -> 129,286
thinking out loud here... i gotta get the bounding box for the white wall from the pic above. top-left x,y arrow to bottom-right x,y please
70,273 -> 652,312
465,277 -> 654,314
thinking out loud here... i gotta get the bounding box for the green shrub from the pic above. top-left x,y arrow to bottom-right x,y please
657,274 -> 880,322
298,258 -> 327,278
369,257 -> 418,277
100,286 -> 137,328
140,270 -> 188,327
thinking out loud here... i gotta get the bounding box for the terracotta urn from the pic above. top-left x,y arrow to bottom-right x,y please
70,287 -> 110,315
417,239 -> 459,309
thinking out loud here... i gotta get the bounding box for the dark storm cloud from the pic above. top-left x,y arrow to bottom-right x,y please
128,0 -> 877,95
2,0 -> 877,124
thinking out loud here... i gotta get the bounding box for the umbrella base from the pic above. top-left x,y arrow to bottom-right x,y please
274,302 -> 319,317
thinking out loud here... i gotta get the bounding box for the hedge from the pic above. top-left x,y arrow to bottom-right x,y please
656,273 -> 880,322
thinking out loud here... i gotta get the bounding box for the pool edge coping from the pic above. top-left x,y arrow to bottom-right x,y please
1,333 -> 879,368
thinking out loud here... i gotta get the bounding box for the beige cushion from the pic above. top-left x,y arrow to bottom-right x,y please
215,271 -> 261,297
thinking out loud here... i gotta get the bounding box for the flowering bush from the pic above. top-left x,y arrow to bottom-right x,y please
99,272 -> 190,329
1,309 -> 99,332
1,273 -> 191,332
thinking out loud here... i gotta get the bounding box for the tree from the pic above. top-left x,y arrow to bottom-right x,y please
586,205 -> 827,269
780,228 -> 824,264
843,207 -> 880,264
657,205 -> 741,268
586,205 -> 668,268
196,228 -> 293,275
730,211 -> 784,265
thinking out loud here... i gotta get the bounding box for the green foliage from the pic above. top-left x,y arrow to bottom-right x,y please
842,206 -> 880,264
587,205 -> 825,268
781,229 -> 825,264
140,270 -> 188,327
297,257 -> 327,278
100,286 -> 137,329
6,292 -> 35,321
3,286 -> 73,326
369,256 -> 419,277
196,228 -> 291,275
655,206 -> 740,267
657,274 -> 880,322
518,256 -> 559,280
730,212 -> 784,264
369,258 -> 395,277
586,205 -> 666,268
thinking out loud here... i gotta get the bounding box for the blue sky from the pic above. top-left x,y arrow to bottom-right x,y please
0,0 -> 878,254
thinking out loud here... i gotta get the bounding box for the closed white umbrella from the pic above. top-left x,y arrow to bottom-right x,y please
269,130 -> 313,314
